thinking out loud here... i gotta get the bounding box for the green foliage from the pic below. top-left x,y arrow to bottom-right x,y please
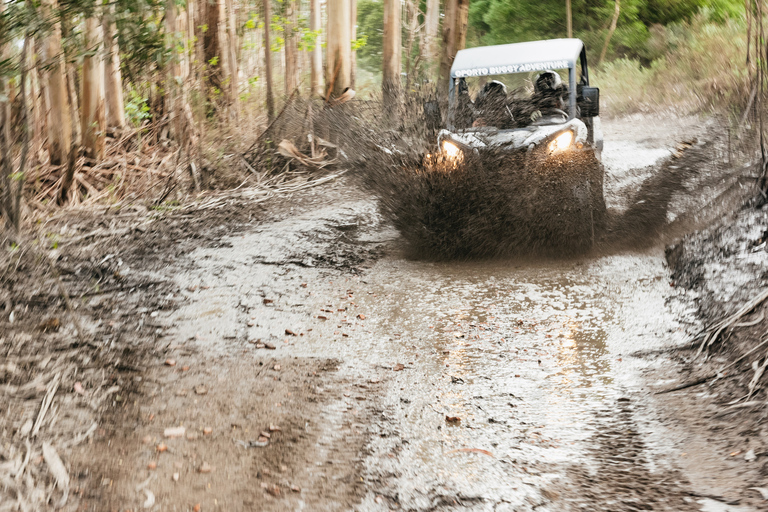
125,89 -> 151,127
467,0 -> 744,64
356,0 -> 384,71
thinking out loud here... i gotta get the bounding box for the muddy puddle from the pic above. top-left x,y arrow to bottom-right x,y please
157,115 -> 758,511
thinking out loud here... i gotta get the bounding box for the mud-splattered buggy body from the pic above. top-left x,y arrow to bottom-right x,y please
438,38 -> 605,248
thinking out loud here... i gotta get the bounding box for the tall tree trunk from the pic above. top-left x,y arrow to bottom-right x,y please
326,0 -> 351,98
81,10 -> 106,159
28,38 -> 43,162
425,0 -> 439,76
382,0 -> 400,108
263,0 -> 275,120
285,0 -> 299,94
0,0 -> 10,160
310,0 -> 322,96
166,0 -> 181,139
103,2 -> 125,129
350,0 -> 357,88
39,0 -> 72,165
225,0 -> 239,113
439,0 -> 469,96
67,63 -> 82,144
204,0 -> 224,102
599,0 -> 620,65
566,0 -> 573,38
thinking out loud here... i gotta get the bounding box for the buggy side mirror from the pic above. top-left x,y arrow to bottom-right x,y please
578,87 -> 600,117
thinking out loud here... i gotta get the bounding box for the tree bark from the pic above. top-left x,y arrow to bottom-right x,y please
103,2 -> 125,129
204,0 -> 225,101
425,0 -> 439,75
310,0 -> 322,96
326,0 -> 351,98
599,0 -> 620,65
285,0 -> 299,94
263,0 -> 275,120
81,11 -> 106,159
350,0 -> 357,88
166,0 -> 181,139
39,0 -> 72,165
28,38 -> 43,162
382,0 -> 401,109
225,0 -> 239,113
566,0 -> 572,38
439,0 -> 469,96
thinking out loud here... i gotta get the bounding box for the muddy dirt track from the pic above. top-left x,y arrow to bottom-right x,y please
4,114 -> 768,512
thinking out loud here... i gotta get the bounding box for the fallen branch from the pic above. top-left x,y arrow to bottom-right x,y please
32,373 -> 60,437
697,289 -> 768,357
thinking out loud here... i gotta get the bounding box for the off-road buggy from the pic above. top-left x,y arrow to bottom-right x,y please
437,38 -> 605,248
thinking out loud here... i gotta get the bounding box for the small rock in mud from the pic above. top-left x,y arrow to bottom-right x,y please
393,364 -> 405,371
203,427 -> 212,435
164,426 -> 186,438
164,359 -> 176,367
265,342 -> 276,350
199,462 -> 213,473
147,461 -> 157,470
269,424 -> 281,432
291,485 -> 301,492
172,472 -> 179,482
445,416 -> 461,423
156,443 -> 167,452
194,385 -> 208,395
357,314 -> 366,320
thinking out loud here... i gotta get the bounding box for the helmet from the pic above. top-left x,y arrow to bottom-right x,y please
476,80 -> 507,105
534,71 -> 562,93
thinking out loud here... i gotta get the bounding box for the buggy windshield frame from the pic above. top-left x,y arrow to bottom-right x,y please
448,38 -> 590,130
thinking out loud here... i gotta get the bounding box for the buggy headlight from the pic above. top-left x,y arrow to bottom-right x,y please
548,131 -> 573,153
442,140 -> 462,159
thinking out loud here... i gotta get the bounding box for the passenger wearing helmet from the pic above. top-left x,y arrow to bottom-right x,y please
453,78 -> 476,129
531,70 -> 567,124
472,80 -> 514,128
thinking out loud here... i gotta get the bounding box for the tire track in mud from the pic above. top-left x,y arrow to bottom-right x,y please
554,397 -> 707,511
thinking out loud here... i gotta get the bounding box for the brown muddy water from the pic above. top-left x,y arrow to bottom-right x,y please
156,115 -> 757,511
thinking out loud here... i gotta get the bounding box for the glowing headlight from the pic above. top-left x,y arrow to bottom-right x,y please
442,140 -> 462,159
548,131 -> 574,153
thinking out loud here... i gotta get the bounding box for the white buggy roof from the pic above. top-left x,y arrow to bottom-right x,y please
451,38 -> 584,79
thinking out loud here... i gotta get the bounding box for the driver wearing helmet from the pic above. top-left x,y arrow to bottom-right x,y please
472,80 -> 514,128
531,70 -> 567,122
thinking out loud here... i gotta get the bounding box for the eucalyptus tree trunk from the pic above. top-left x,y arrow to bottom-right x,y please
439,0 -> 469,95
309,0 -> 322,96
166,0 -> 181,139
204,0 -> 224,100
39,0 -> 72,164
350,0 -> 357,88
103,2 -> 125,129
225,0 -> 239,113
425,0 -> 439,75
284,0 -> 299,94
28,38 -> 43,161
326,0 -> 351,98
81,10 -> 106,159
263,0 -> 275,120
382,0 -> 401,108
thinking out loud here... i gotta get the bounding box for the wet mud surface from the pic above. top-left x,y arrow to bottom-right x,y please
3,114 -> 767,511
